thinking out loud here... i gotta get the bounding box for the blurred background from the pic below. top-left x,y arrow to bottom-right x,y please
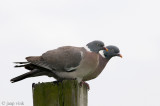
0,0 -> 160,106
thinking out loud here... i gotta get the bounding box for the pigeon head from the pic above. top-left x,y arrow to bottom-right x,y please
103,45 -> 122,59
86,40 -> 108,53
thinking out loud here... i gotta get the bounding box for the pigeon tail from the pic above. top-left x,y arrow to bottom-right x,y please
10,69 -> 39,83
14,62 -> 29,64
14,61 -> 41,71
14,61 -> 30,68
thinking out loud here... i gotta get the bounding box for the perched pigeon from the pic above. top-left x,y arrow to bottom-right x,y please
83,45 -> 122,81
11,40 -> 108,83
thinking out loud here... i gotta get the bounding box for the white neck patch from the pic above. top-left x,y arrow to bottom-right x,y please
99,50 -> 105,58
84,46 -> 91,52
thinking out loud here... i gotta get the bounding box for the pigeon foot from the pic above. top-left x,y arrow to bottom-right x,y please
80,81 -> 90,90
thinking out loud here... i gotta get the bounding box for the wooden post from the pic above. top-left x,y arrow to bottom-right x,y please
32,80 -> 88,106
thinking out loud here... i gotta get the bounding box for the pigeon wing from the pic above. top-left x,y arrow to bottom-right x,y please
26,46 -> 83,72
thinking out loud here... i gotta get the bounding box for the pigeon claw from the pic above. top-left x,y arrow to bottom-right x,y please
80,81 -> 90,90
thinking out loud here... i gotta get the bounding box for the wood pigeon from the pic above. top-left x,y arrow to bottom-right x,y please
11,40 -> 108,83
83,45 -> 122,81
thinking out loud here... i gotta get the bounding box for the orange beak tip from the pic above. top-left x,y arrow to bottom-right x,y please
105,48 -> 108,51
119,54 -> 123,58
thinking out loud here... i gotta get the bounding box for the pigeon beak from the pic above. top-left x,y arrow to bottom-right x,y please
104,47 -> 108,51
118,54 -> 123,58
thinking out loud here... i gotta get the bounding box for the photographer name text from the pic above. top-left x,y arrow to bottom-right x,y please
1,101 -> 24,106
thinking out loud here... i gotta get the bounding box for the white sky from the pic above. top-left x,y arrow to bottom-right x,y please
0,0 -> 160,106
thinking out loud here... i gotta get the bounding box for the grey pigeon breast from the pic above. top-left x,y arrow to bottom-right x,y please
83,54 -> 108,81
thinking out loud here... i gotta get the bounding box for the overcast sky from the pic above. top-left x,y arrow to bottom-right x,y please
0,0 -> 160,106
